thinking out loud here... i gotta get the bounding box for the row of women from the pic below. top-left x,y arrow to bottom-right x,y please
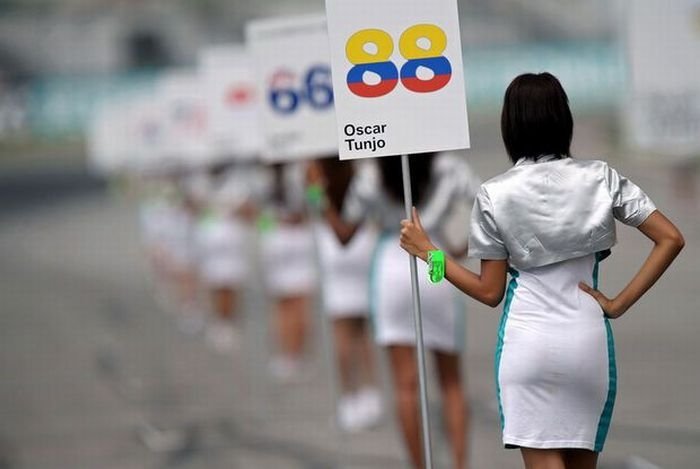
135,72 -> 685,469
136,146 -> 481,467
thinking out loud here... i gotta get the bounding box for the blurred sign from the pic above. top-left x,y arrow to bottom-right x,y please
88,94 -> 167,175
198,44 -> 261,162
463,42 -> 624,110
625,0 -> 700,158
87,101 -> 132,175
128,96 -> 168,172
28,72 -> 156,139
325,0 -> 470,160
246,14 -> 338,162
156,71 -> 211,168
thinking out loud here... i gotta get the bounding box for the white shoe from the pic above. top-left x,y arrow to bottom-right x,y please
354,387 -> 383,429
337,394 -> 363,433
205,322 -> 240,353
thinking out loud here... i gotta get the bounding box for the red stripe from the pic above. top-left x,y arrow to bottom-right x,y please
348,78 -> 399,98
401,74 -> 451,93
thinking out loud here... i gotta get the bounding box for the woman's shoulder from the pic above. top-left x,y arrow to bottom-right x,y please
483,157 -> 610,184
565,157 -> 610,171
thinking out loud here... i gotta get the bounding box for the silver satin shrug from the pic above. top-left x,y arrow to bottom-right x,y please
468,156 -> 657,271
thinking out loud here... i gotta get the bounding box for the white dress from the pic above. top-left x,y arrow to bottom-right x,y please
259,163 -> 316,297
316,222 -> 378,318
370,232 -> 466,352
194,168 -> 252,287
260,223 -> 316,297
497,254 -> 614,451
161,201 -> 196,270
195,214 -> 248,287
344,153 -> 481,351
468,156 -> 657,451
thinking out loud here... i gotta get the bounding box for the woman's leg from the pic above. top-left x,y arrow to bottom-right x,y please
564,449 -> 598,469
204,286 -> 241,352
175,267 -> 199,311
211,287 -> 237,321
276,294 -> 310,359
333,318 -> 358,391
387,345 -> 423,469
520,448 -> 566,469
434,350 -> 468,469
351,317 -> 376,387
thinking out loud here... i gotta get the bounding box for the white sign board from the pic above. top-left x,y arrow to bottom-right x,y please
198,44 -> 261,161
127,96 -> 168,173
88,102 -> 132,175
625,0 -> 700,157
157,71 -> 211,168
325,0 -> 470,160
246,14 -> 338,162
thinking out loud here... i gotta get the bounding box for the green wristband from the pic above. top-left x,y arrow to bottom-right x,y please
306,184 -> 325,207
428,250 -> 445,284
257,210 -> 276,233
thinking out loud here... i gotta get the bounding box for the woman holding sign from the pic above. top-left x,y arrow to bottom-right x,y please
193,162 -> 256,352
308,157 -> 383,432
260,162 -> 316,381
399,73 -> 685,469
344,152 -> 481,468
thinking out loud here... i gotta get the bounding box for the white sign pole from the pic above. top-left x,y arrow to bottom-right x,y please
401,153 -> 434,468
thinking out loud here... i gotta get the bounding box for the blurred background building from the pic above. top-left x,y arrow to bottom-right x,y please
0,0 -> 621,141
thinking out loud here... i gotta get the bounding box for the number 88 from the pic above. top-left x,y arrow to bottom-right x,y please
345,24 -> 453,98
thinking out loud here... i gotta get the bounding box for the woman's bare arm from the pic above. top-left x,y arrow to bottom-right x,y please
306,159 -> 359,244
400,207 -> 508,307
324,203 -> 360,245
579,210 -> 685,318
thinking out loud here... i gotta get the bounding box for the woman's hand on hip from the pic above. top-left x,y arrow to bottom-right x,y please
578,282 -> 624,319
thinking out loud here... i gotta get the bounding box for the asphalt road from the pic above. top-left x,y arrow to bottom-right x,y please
1,126 -> 699,468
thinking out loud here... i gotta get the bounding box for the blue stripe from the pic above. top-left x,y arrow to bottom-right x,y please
495,268 -> 519,430
399,56 -> 452,78
347,61 -> 399,84
594,255 -> 617,452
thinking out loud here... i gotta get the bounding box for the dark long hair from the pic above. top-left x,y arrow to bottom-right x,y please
378,153 -> 435,207
318,157 -> 354,212
501,72 -> 573,164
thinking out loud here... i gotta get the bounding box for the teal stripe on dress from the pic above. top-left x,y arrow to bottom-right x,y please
495,267 -> 519,431
594,254 -> 617,452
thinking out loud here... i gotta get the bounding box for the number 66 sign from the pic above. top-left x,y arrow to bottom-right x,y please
325,0 -> 470,160
246,14 -> 338,162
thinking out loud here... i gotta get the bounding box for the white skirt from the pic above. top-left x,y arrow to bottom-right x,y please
260,223 -> 316,297
316,223 -> 378,318
161,206 -> 196,270
371,233 -> 464,353
195,216 -> 249,287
